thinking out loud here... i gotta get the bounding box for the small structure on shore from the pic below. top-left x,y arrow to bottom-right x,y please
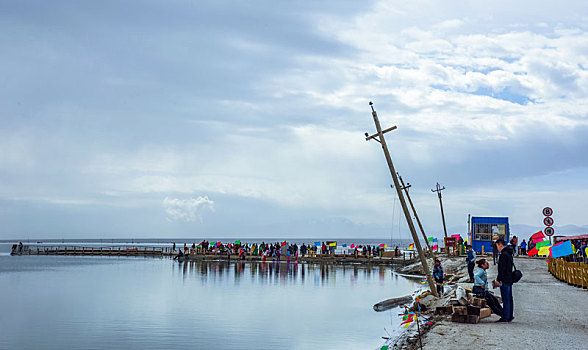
470,216 -> 510,253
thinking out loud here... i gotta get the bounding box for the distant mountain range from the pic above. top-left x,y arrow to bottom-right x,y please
248,218 -> 588,240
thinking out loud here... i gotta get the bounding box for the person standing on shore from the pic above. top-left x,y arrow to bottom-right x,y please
493,239 -> 514,322
432,259 -> 444,296
509,236 -> 518,256
466,245 -> 476,283
520,240 -> 527,256
492,238 -> 498,265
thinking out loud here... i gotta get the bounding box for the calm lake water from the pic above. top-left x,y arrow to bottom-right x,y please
0,244 -> 418,350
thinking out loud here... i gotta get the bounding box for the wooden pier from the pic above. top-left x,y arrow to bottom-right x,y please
10,244 -> 419,266
11,245 -> 170,257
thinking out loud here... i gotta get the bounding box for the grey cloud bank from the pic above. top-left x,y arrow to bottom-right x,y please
1,0 -> 587,239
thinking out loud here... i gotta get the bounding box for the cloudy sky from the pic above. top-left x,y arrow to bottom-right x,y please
1,0 -> 587,240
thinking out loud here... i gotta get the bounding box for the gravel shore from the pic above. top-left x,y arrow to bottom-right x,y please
420,257 -> 587,350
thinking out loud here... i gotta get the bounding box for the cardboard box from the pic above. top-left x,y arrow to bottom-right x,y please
473,298 -> 487,308
467,315 -> 480,324
452,306 -> 467,316
435,305 -> 453,315
451,314 -> 467,323
451,314 -> 480,324
479,307 -> 491,319
467,305 -> 482,315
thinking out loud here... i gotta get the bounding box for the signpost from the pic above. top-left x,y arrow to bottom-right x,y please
444,237 -> 457,256
543,207 -> 554,239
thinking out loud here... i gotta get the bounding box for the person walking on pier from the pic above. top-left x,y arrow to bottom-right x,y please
493,239 -> 515,322
432,259 -> 444,296
466,245 -> 476,283
491,238 -> 498,265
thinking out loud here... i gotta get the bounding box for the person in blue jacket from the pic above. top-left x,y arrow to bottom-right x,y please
466,245 -> 476,282
432,259 -> 444,295
473,258 -> 503,317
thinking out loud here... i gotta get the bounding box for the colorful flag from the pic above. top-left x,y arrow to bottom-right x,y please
527,247 -> 539,256
533,237 -> 545,244
235,240 -> 241,245
432,244 -> 438,250
535,240 -> 551,249
551,241 -> 574,258
408,243 -> 414,250
328,241 -> 337,247
350,244 -> 355,249
538,245 -> 552,256
342,244 -> 347,248
530,231 -> 545,240
379,243 -> 385,248
428,237 -> 434,242
451,234 -> 461,239
314,241 -> 320,246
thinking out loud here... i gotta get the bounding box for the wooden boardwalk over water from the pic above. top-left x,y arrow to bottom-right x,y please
10,244 -> 419,266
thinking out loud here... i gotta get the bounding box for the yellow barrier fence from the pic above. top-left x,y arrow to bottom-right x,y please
547,258 -> 587,290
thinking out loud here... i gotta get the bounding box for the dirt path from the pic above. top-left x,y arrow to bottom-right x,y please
421,257 -> 587,350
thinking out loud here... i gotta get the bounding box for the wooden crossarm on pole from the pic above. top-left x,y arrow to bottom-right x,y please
365,126 -> 397,141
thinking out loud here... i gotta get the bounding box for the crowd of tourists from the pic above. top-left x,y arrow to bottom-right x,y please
171,240 -> 391,260
498,235 -> 588,263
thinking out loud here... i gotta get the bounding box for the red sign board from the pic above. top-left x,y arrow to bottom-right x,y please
542,207 -> 553,217
445,237 -> 457,247
544,226 -> 555,236
543,217 -> 554,226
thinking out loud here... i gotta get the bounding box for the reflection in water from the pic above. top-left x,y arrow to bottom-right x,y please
177,260 -> 394,288
1,255 -> 417,350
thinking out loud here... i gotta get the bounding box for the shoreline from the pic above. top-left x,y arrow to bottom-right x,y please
385,256 -> 587,350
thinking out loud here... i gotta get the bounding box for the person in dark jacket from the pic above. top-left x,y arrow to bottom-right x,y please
493,239 -> 514,322
432,259 -> 444,296
491,238 -> 498,265
466,245 -> 476,282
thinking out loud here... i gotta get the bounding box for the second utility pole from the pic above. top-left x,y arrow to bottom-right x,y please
366,102 -> 438,297
398,174 -> 432,254
432,182 -> 448,240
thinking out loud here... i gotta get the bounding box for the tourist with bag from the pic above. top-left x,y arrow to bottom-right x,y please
493,239 -> 515,322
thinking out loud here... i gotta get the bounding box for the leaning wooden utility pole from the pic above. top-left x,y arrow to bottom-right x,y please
398,174 -> 432,254
431,182 -> 448,240
366,102 -> 438,297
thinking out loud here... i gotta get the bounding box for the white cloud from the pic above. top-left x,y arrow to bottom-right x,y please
162,196 -> 215,222
2,0 -> 588,238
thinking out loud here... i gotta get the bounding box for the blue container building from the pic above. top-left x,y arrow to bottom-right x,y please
470,216 -> 510,254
